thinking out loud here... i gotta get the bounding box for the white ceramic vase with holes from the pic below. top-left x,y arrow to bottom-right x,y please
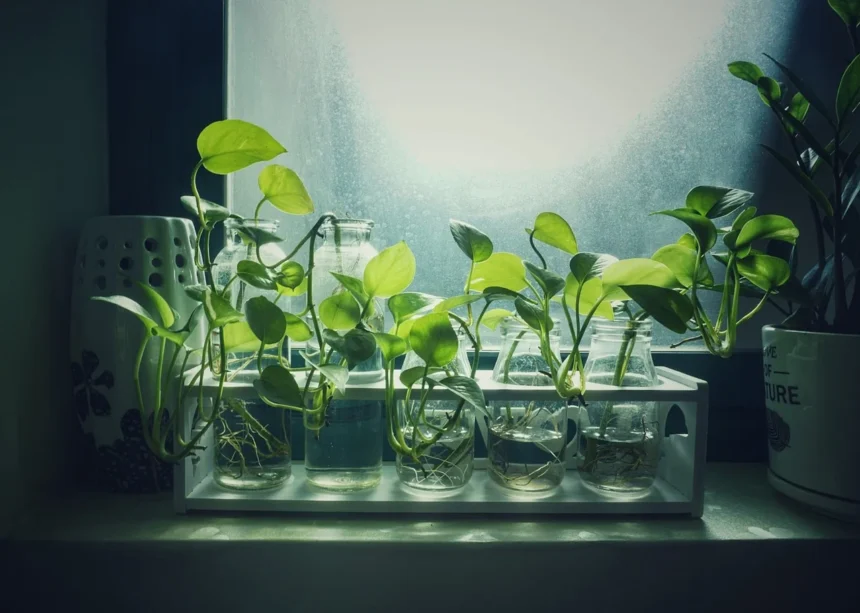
762,326 -> 860,519
70,216 -> 203,493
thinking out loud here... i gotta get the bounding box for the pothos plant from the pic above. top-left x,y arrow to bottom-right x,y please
721,0 -> 860,335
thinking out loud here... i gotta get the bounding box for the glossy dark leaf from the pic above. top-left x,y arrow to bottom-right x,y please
449,219 -> 493,262
514,297 -> 550,331
203,289 -> 243,328
524,261 -> 565,298
429,376 -> 487,413
622,286 -> 693,334
235,223 -> 285,246
685,186 -> 754,219
399,365 -> 444,388
323,328 -> 377,369
655,208 -> 717,252
184,284 -> 208,302
180,195 -> 236,225
245,296 -> 286,344
254,366 -> 304,409
237,260 -> 278,290
569,252 -> 619,283
735,215 -> 799,248
830,0 -> 860,26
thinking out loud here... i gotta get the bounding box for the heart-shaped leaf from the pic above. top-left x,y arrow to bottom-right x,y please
622,286 -> 693,334
235,222 -> 285,246
731,207 -> 758,232
480,308 -> 514,330
388,292 -> 441,323
569,252 -> 619,283
469,252 -> 527,292
408,312 -> 458,368
284,312 -> 312,342
91,296 -> 184,345
432,294 -> 484,313
302,353 -> 350,394
400,365 -> 444,388
737,253 -> 791,292
330,272 -> 370,311
254,365 -> 303,409
324,328 -> 377,369
276,261 -> 305,291
677,233 -> 698,250
197,119 -> 286,175
428,376 -> 487,413
735,214 -> 799,248
277,274 -> 307,297
180,195 -> 236,226
685,186 -> 754,219
651,244 -> 714,288
237,260 -> 278,290
372,332 -> 408,363
530,212 -> 578,254
656,209 -> 718,252
134,280 -> 176,327
245,296 -> 286,344
258,164 -> 314,215
449,219 -> 493,262
364,241 -> 416,298
563,275 -> 614,320
514,297 -> 550,331
728,61 -> 764,85
319,292 -> 361,330
222,321 -> 261,353
203,289 -> 243,328
524,262 -> 565,298
603,258 -> 681,289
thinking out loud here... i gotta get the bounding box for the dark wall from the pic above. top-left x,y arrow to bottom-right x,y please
107,0 -> 225,217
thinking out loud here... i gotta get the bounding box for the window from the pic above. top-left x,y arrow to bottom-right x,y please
227,0 -> 804,346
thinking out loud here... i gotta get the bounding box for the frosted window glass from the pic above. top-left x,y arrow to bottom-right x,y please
227,0 -> 800,347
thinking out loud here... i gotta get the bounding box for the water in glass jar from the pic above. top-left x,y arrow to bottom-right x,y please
579,420 -> 658,494
487,419 -> 566,492
396,409 -> 474,491
214,398 -> 291,490
304,399 -> 383,491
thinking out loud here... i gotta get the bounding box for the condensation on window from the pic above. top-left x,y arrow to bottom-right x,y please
227,0 -> 801,347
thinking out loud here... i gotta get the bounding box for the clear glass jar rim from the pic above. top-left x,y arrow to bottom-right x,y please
592,318 -> 652,331
224,218 -> 279,230
321,216 -> 374,230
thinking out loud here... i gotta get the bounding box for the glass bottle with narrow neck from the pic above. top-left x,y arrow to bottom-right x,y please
396,327 -> 475,491
488,319 -> 567,493
579,317 -> 660,496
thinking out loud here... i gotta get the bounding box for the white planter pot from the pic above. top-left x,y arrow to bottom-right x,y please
761,325 -> 860,519
70,216 -> 203,492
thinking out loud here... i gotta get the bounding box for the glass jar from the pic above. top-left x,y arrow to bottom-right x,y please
211,219 -> 289,382
488,319 -> 566,492
579,318 -> 660,496
310,217 -> 383,376
396,327 -> 475,491
304,217 -> 384,491
213,397 -> 291,490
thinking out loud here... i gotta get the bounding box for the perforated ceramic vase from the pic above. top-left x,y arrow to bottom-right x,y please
70,216 -> 203,492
